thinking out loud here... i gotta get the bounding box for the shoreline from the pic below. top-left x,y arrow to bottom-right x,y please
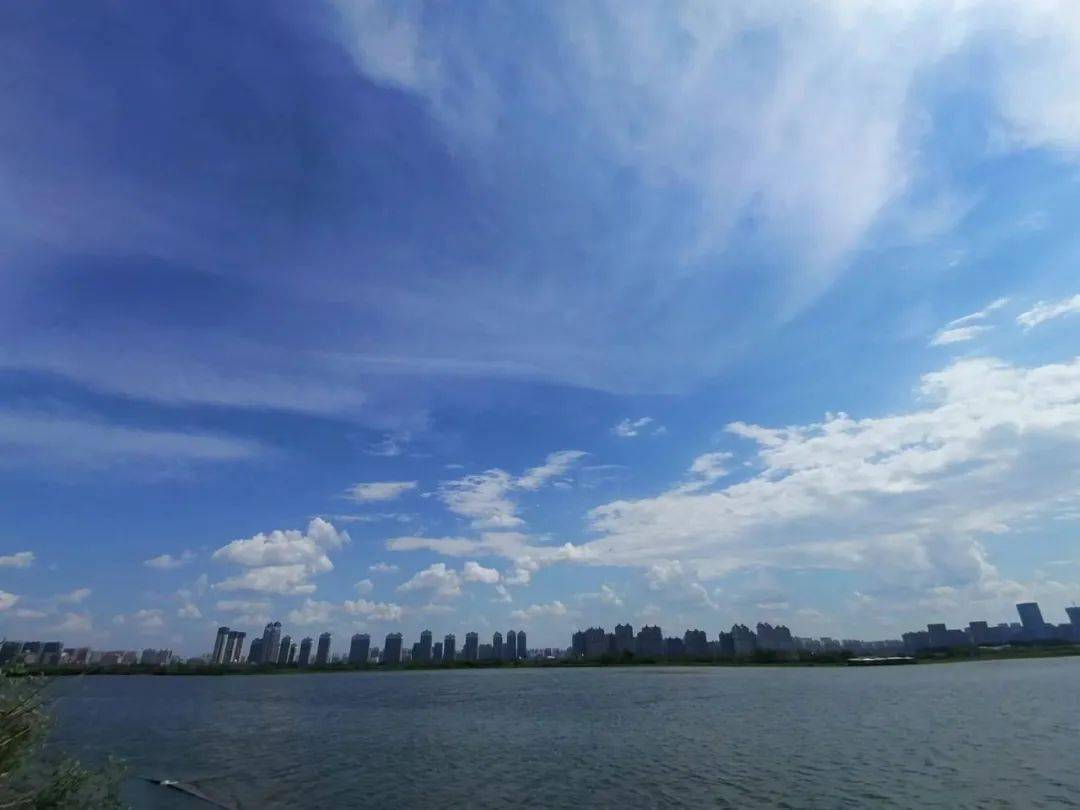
7,643 -> 1080,677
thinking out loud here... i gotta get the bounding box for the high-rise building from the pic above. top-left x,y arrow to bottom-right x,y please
349,633 -> 371,665
571,630 -> 586,658
1067,606 -> 1080,628
1017,602 -> 1048,640
222,630 -> 239,663
287,642 -> 297,664
614,624 -> 634,655
278,635 -> 293,665
298,637 -> 313,666
583,627 -> 607,658
0,641 -> 22,666
315,632 -> 332,665
517,630 -> 526,660
731,624 -> 757,657
443,634 -> 456,662
665,637 -> 685,658
230,631 -> 246,663
418,629 -> 433,663
492,631 -> 503,660
505,630 -> 517,661
40,642 -> 63,666
464,631 -> 479,661
683,629 -> 709,658
383,633 -> 403,664
478,643 -> 494,660
247,637 -> 264,663
261,622 -> 282,664
635,625 -> 663,657
212,626 -> 230,664
433,641 -> 443,663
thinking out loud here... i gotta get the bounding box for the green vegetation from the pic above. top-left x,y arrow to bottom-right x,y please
0,677 -> 124,808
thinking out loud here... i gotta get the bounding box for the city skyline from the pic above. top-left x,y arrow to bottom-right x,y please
7,599 -> 1077,669
5,3 -> 1080,654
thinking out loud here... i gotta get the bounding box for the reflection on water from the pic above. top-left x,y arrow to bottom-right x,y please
47,659 -> 1080,808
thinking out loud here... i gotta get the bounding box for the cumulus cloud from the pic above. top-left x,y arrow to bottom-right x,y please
462,561 -> 500,584
354,578 -> 374,595
584,356 -> 1080,602
678,452 -> 733,493
178,603 -> 202,619
396,563 -> 462,599
0,591 -> 19,611
212,518 -> 349,594
347,480 -> 418,502
0,551 -> 33,569
1017,294 -> 1080,330
144,551 -> 195,570
612,417 -> 654,437
287,599 -> 336,626
342,598 -> 404,622
54,612 -> 92,634
510,601 -> 568,621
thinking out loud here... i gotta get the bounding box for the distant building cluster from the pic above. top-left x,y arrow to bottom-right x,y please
5,601 -> 1078,671
570,602 -> 1080,660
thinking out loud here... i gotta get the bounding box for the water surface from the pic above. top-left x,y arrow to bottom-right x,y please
48,659 -> 1080,807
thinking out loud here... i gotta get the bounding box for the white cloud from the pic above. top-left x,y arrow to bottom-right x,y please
437,450 -> 586,528
0,591 -> 19,611
583,355 -> 1080,604
930,324 -> 989,346
354,578 -> 374,595
368,562 -> 400,574
338,2 -> 1080,330
54,612 -> 92,634
396,563 -> 462,599
679,452 -> 733,493
178,603 -> 202,619
579,584 -> 624,607
144,551 -> 195,570
612,417 -> 653,438
114,608 -> 165,631
342,598 -> 404,622
1017,294 -> 1080,330
0,551 -> 33,569
14,608 -> 48,620
287,599 -> 336,626
57,588 -> 91,605
215,599 -> 271,613
0,412 -> 263,467
212,518 -> 349,594
517,450 -> 588,490
462,561 -> 500,584
347,480 -> 418,502
510,601 -> 568,621
931,298 -> 1011,345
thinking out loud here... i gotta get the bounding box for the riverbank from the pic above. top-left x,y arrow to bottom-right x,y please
7,641 -> 1080,677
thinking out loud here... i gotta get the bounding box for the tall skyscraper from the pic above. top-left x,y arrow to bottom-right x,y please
287,642 -> 297,664
433,641 -> 443,663
517,630 -> 526,660
349,633 -> 371,665
443,633 -> 456,662
247,637 -> 264,663
261,621 -> 282,664
212,626 -> 230,664
383,632 -> 403,664
298,637 -> 313,666
505,630 -> 517,661
464,631 -> 479,661
278,635 -> 293,665
1067,606 -> 1080,628
614,624 -> 634,655
315,632 -> 332,665
418,629 -> 433,663
492,631 -> 503,660
227,631 -> 246,663
1016,602 -> 1048,640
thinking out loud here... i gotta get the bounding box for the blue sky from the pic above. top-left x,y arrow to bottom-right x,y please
3,1 -> 1080,654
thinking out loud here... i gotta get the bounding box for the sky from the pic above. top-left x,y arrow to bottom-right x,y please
3,1 -> 1080,655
